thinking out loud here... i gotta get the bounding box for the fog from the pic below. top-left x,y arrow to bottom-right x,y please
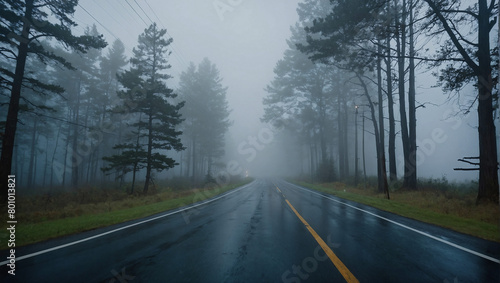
72,0 -> 487,182
75,0 -> 304,179
50,0 -> 500,182
4,0 -> 498,191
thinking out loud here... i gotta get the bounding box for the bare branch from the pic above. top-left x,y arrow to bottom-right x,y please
449,19 -> 478,47
488,0 -> 496,12
457,158 -> 480,166
422,0 -> 479,74
354,42 -> 465,63
440,9 -> 478,19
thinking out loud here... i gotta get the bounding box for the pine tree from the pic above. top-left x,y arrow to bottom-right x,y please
423,0 -> 499,204
103,23 -> 184,194
178,58 -> 231,182
297,0 -> 391,195
0,0 -> 106,200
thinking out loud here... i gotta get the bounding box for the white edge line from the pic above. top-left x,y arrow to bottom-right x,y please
1,181 -> 254,265
285,181 -> 500,265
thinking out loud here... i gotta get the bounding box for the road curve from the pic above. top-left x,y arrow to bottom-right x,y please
1,179 -> 499,282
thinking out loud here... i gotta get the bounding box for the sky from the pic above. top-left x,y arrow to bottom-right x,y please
72,0 -> 497,183
74,0 -> 300,131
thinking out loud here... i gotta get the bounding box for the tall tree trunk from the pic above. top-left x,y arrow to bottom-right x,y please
407,0 -> 417,190
43,136 -> 49,188
358,74 -> 389,199
299,142 -> 304,176
50,123 -> 62,187
62,114 -> 72,187
27,118 -> 38,188
377,42 -> 389,193
309,134 -> 315,182
191,137 -> 196,182
144,110 -> 153,194
354,105 -> 359,186
185,140 -> 191,178
83,102 -> 91,184
337,92 -> 345,179
476,0 -> 499,204
33,149 -> 38,188
386,34 -> 397,182
71,76 -> 82,189
318,90 -> 327,164
131,121 -> 142,195
14,140 -> 20,186
114,120 -> 124,182
362,110 -> 367,188
396,0 -> 411,188
423,0 -> 499,204
131,160 -> 137,195
18,151 -> 26,188
0,0 -> 34,201
343,98 -> 349,177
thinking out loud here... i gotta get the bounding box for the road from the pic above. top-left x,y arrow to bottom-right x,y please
1,179 -> 499,282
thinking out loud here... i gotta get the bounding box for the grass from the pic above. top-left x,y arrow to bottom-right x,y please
0,178 -> 252,250
296,181 -> 500,242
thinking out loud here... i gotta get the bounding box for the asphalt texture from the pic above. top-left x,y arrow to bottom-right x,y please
1,179 -> 499,282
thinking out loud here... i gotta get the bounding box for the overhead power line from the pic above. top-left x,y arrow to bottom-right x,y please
91,0 -> 122,27
142,0 -> 190,69
124,0 -> 149,26
79,0 -> 190,73
77,3 -> 118,40
133,0 -> 154,24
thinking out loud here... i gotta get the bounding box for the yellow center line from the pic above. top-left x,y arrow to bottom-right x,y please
275,184 -> 359,283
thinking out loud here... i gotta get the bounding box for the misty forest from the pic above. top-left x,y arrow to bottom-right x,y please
2,0 -> 498,203
0,0 -> 499,281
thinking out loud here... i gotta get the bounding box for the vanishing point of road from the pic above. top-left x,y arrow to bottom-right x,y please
1,179 -> 499,282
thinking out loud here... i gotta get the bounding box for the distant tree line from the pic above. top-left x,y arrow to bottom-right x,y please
0,1 -> 231,198
263,0 -> 498,204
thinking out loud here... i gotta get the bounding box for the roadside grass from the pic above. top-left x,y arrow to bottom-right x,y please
0,179 -> 252,250
296,181 -> 500,242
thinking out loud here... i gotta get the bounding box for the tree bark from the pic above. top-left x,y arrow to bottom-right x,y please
395,0 -> 411,188
0,0 -> 34,201
343,99 -> 349,177
337,91 -> 345,179
191,137 -> 196,182
362,110 -> 367,188
144,110 -> 153,194
357,74 -> 389,199
318,91 -> 327,164
407,0 -> 418,190
476,0 -> 499,204
50,126 -> 61,188
423,0 -> 499,204
71,75 -> 82,189
27,118 -> 38,188
377,42 -> 388,193
386,34 -> 397,182
310,135 -> 315,182
355,106 -> 359,186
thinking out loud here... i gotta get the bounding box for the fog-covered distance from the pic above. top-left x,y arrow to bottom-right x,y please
71,0 -> 483,181
4,0 -> 497,189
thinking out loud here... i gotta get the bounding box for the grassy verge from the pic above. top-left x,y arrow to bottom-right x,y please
0,179 -> 252,250
296,181 -> 500,242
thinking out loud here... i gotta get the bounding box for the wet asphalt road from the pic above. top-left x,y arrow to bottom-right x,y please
1,179 -> 499,282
